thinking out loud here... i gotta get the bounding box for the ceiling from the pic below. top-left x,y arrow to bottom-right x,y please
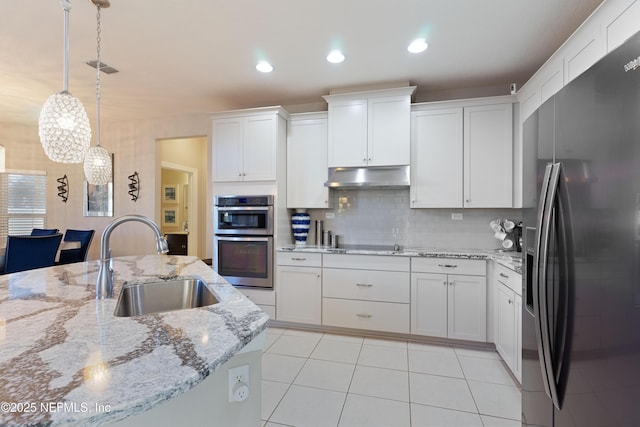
0,0 -> 604,126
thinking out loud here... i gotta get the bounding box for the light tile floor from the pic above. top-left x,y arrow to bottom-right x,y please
262,326 -> 521,427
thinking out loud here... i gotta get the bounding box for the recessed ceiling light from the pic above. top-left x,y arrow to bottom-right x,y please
256,61 -> 273,73
327,49 -> 345,64
408,38 -> 428,53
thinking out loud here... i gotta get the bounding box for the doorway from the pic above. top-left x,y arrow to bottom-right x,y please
161,163 -> 198,256
157,136 -> 207,259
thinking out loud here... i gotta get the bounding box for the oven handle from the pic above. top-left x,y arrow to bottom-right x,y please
216,236 -> 272,242
216,206 -> 272,212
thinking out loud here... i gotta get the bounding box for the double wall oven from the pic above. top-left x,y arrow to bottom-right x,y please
214,195 -> 274,288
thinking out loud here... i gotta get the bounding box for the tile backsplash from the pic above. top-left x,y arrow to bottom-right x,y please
292,189 -> 522,250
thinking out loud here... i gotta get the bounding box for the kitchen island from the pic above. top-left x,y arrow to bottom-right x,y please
0,255 -> 268,426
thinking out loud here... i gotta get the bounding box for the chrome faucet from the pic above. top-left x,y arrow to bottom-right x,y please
96,214 -> 169,299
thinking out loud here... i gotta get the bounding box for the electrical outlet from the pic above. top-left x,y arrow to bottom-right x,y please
228,365 -> 250,402
451,213 -> 463,220
325,212 -> 335,219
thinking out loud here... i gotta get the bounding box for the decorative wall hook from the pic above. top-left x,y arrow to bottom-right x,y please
56,174 -> 68,202
128,171 -> 139,201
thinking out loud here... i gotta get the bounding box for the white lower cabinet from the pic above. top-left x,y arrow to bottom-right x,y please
276,252 -> 322,324
493,262 -> 522,382
411,258 -> 487,342
322,254 -> 410,333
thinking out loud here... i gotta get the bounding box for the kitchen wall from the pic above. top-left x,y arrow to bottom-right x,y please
299,189 -> 522,250
0,114 -> 212,261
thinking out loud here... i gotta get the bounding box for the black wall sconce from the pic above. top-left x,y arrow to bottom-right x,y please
56,175 -> 68,203
128,171 -> 139,202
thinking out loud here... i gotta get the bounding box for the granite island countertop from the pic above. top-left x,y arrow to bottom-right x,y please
0,255 -> 268,427
279,245 -> 523,274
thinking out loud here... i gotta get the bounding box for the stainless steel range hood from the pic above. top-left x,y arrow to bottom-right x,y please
324,165 -> 410,189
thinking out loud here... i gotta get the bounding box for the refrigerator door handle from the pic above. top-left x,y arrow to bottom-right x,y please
535,162 -> 574,410
533,163 -> 557,404
551,162 -> 575,410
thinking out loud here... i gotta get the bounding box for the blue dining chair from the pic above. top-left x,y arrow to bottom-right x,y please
58,229 -> 95,264
2,233 -> 63,274
30,228 -> 59,236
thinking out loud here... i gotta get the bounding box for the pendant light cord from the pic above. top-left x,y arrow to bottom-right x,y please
62,0 -> 71,93
95,5 -> 102,147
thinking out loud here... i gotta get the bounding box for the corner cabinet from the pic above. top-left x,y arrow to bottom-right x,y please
323,87 -> 416,167
411,258 -> 487,342
286,113 -> 330,209
463,103 -> 513,207
211,107 -> 288,182
411,98 -> 514,208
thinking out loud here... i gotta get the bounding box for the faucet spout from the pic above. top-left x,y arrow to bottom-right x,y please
96,214 -> 169,299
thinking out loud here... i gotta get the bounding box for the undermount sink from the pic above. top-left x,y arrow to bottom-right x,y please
114,278 -> 219,317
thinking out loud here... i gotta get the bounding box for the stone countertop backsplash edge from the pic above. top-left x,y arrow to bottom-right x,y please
278,245 -> 523,274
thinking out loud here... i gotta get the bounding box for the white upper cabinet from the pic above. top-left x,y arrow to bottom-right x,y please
287,113 -> 330,208
411,98 -> 514,208
324,87 -> 415,167
410,107 -> 463,208
211,107 -> 288,182
212,117 -> 243,182
464,103 -> 513,208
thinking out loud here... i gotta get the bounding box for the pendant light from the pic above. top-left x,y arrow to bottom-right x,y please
83,0 -> 112,185
39,0 -> 91,163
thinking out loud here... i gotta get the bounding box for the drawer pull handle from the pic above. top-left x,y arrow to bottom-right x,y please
438,264 -> 458,268
356,283 -> 373,287
356,313 -> 372,318
291,257 -> 307,261
499,272 -> 509,279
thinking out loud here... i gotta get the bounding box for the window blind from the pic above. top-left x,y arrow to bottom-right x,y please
0,171 -> 47,248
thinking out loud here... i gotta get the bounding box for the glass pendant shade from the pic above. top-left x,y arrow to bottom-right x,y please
84,145 -> 112,185
39,91 -> 91,163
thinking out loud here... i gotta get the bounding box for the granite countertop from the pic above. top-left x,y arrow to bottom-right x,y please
279,245 -> 523,274
0,255 -> 268,427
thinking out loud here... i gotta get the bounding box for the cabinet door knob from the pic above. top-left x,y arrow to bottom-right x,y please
443,281 -> 447,286
500,272 -> 509,279
449,281 -> 454,286
362,158 -> 367,162
238,172 -> 242,177
508,299 -> 513,304
466,199 -> 470,203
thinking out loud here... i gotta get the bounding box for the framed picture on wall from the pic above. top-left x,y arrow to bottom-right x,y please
84,154 -> 114,217
163,185 -> 178,204
162,208 -> 177,226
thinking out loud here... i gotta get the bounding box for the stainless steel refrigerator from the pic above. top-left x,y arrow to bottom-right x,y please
522,31 -> 640,426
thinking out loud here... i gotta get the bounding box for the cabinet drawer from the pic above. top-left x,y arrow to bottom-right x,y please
411,257 -> 486,276
277,251 -> 322,267
323,254 -> 409,271
322,298 -> 410,333
323,268 -> 409,303
495,262 -> 522,296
